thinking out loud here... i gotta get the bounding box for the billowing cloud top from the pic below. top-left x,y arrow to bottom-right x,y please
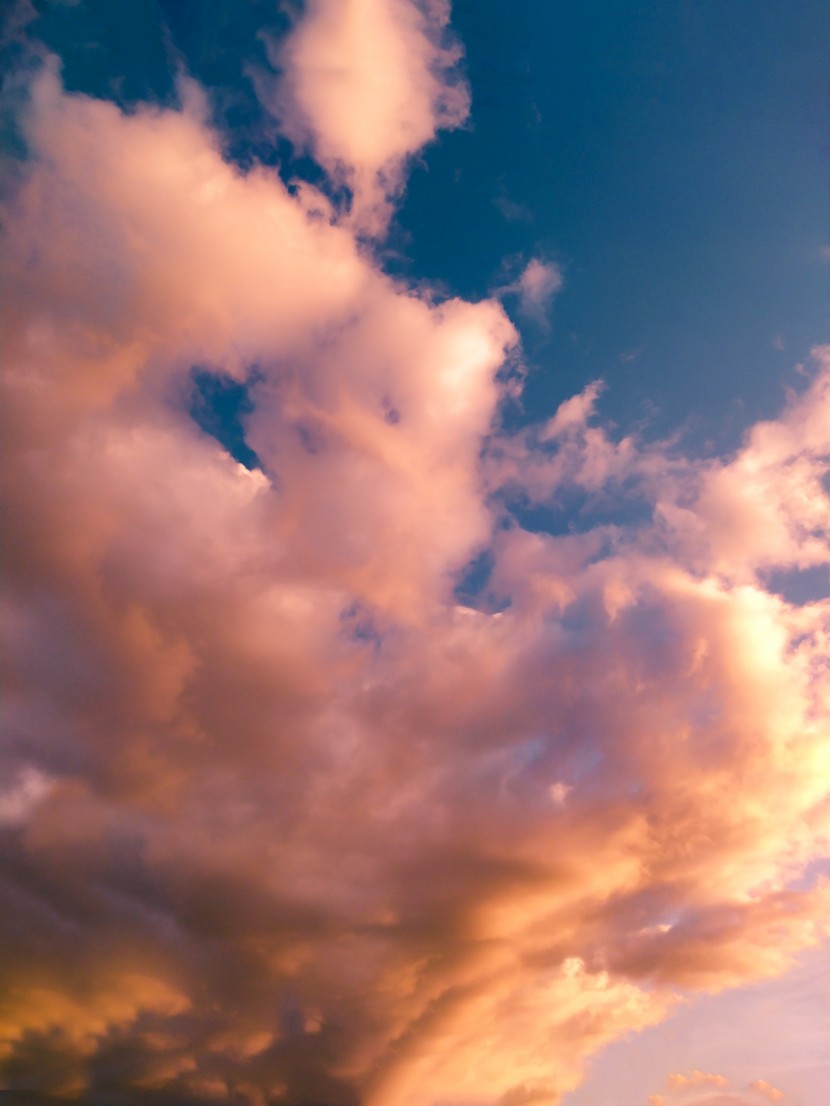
1,3 -> 828,1106
264,0 -> 469,232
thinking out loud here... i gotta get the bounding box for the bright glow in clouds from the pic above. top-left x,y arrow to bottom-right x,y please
1,3 -> 828,1105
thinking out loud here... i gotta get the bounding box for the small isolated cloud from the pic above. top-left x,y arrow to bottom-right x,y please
669,1072 -> 729,1091
620,345 -> 644,363
495,258 -> 563,324
494,187 -> 533,224
261,0 -> 469,233
518,258 -> 563,320
748,1081 -> 785,1102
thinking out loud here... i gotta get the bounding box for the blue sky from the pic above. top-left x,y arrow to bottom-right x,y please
399,0 -> 830,440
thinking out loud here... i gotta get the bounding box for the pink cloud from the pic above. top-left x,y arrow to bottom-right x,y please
749,1080 -> 785,1102
668,1072 -> 730,1090
1,10 -> 828,1106
263,0 -> 469,232
646,1072 -> 796,1106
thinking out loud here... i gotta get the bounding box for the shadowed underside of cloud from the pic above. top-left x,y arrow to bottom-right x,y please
1,3 -> 828,1105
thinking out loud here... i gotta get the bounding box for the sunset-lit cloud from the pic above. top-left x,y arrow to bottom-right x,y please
262,0 -> 469,232
668,1073 -> 729,1091
494,258 -> 564,326
648,1072 -> 795,1106
1,2 -> 828,1105
748,1081 -> 785,1102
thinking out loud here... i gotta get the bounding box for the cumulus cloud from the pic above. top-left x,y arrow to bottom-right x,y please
1,4 -> 828,1106
261,0 -> 469,232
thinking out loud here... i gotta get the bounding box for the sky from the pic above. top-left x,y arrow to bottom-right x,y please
0,2 -> 828,1106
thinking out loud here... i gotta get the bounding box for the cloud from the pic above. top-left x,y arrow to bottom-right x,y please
497,259 -> 564,324
0,766 -> 54,826
748,1081 -> 785,1102
648,1072 -> 795,1106
260,0 -> 469,233
668,1073 -> 729,1091
494,190 -> 533,224
620,345 -> 644,363
517,259 -> 563,318
540,379 -> 604,440
1,5 -> 828,1106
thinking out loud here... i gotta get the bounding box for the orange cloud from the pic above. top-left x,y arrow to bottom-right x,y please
668,1072 -> 729,1090
1,4 -> 828,1106
648,1072 -> 795,1106
749,1081 -> 785,1102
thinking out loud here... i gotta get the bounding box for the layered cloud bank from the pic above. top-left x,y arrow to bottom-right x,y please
1,3 -> 828,1105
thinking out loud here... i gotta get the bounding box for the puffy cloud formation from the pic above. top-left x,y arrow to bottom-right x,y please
263,0 -> 469,232
1,4 -> 829,1105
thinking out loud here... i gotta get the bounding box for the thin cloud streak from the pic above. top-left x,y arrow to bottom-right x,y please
1,3 -> 828,1105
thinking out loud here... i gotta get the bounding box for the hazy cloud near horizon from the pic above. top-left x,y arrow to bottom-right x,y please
1,3 -> 828,1105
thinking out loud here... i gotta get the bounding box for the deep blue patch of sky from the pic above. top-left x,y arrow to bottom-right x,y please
12,0 -> 829,454
190,369 -> 261,472
394,0 -> 830,448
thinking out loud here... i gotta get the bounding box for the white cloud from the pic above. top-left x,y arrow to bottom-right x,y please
261,0 -> 469,233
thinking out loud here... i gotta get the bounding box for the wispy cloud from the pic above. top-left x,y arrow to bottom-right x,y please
649,1072 -> 795,1106
498,258 -> 564,324
749,1081 -> 785,1102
